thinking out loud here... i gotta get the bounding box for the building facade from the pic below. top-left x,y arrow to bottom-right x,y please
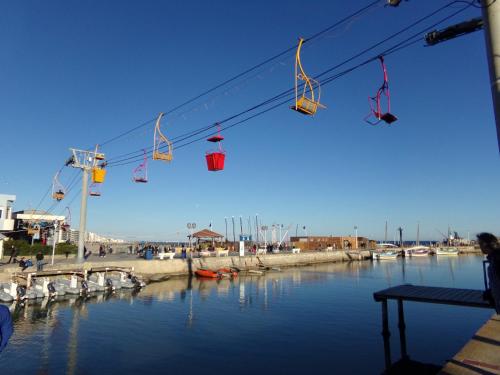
290,235 -> 376,251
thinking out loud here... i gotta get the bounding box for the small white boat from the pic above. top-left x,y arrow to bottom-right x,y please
406,246 -> 431,257
436,247 -> 459,256
375,251 -> 400,260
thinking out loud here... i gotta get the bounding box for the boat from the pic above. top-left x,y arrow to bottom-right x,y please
375,251 -> 400,260
405,246 -> 431,257
436,247 -> 459,256
195,269 -> 220,278
218,268 -> 238,277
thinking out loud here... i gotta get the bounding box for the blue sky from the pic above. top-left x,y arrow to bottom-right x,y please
1,0 -> 498,242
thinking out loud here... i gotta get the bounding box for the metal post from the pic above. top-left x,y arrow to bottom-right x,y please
77,168 -> 89,262
355,226 -> 358,249
239,216 -> 243,235
381,300 -> 392,370
397,299 -> 408,360
51,221 -> 58,265
224,217 -> 228,244
481,0 -> 500,152
232,216 -> 236,249
255,214 -> 259,245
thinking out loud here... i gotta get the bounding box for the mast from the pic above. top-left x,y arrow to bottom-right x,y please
416,222 -> 420,246
384,221 -> 388,243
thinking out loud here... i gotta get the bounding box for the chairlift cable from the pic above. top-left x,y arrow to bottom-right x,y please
106,0 -> 474,168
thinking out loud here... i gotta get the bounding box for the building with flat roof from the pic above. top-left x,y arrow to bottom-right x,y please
0,194 -> 16,232
290,235 -> 376,251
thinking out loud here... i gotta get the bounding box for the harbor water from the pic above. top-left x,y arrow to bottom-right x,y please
0,255 -> 492,374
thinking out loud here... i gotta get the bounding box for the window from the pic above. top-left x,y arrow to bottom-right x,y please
0,209 -> 2,218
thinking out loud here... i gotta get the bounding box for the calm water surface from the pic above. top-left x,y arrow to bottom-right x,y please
0,255 -> 493,374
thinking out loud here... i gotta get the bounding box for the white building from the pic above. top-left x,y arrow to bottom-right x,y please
0,194 -> 16,259
0,194 -> 15,232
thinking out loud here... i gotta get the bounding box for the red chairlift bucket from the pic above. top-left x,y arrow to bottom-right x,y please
206,152 -> 225,171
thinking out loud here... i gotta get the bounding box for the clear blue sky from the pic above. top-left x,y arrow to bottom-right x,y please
1,0 -> 498,242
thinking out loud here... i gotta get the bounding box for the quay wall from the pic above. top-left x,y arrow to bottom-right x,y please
0,251 -> 371,281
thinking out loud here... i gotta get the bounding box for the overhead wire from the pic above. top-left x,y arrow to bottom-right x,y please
106,0 -> 476,169
97,0 -> 384,148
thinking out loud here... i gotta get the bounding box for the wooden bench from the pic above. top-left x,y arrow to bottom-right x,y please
216,249 -> 229,257
199,250 -> 212,257
158,252 -> 175,260
291,248 -> 301,254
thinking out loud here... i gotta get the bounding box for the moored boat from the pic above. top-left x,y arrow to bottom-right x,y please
436,247 -> 459,256
195,269 -> 220,278
375,251 -> 400,260
406,246 -> 431,257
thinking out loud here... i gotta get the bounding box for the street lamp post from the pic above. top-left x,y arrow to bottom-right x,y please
224,217 -> 228,245
187,223 -> 196,250
232,216 -> 236,250
354,226 -> 358,249
239,216 -> 243,235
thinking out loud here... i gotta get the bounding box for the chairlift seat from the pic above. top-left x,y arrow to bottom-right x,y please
153,152 -> 173,162
206,152 -> 225,171
291,97 -> 319,116
52,192 -> 65,201
133,177 -> 148,183
92,168 -> 106,183
380,112 -> 397,124
95,153 -> 105,160
89,192 -> 101,197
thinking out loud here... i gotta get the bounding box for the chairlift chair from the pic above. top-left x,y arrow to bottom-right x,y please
364,56 -> 398,125
205,125 -> 225,172
133,149 -> 148,183
62,207 -> 71,231
291,38 -> 325,116
89,183 -> 101,197
52,172 -> 66,201
153,112 -> 173,162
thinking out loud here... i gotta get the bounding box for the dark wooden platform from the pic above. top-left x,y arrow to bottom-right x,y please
373,284 -> 491,309
373,284 -> 494,373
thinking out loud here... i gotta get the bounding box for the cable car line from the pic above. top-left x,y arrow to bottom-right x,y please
96,0 -> 384,148
105,0 -> 474,169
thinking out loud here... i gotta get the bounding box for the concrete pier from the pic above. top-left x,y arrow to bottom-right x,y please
439,314 -> 500,374
0,250 -> 372,282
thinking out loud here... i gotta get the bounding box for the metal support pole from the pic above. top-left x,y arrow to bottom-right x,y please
239,216 -> 243,235
255,214 -> 259,245
51,221 -> 58,265
481,0 -> 500,152
77,168 -> 89,262
381,300 -> 392,370
397,299 -> 408,360
232,216 -> 236,250
224,217 -> 228,244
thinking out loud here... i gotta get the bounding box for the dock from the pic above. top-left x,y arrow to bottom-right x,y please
373,284 -> 495,373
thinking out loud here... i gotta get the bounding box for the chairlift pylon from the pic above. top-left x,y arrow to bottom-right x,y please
364,56 -> 397,125
133,149 -> 148,183
153,112 -> 173,162
291,38 -> 325,116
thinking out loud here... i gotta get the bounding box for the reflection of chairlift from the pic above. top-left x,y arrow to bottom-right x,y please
205,125 -> 225,172
291,38 -> 325,116
52,172 -> 66,201
153,112 -> 173,162
133,149 -> 148,183
365,56 -> 397,126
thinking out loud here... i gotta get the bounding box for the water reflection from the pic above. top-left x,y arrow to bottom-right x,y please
0,256 -> 490,375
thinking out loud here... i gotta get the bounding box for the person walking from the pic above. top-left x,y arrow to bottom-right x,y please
0,305 -> 13,353
36,251 -> 44,272
7,246 -> 17,264
477,232 -> 500,314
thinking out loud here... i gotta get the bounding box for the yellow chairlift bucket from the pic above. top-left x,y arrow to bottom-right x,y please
92,168 -> 107,183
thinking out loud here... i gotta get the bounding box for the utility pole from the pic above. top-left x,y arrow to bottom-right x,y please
255,214 -> 259,245
224,217 -> 228,244
481,0 -> 500,152
68,147 -> 105,262
232,216 -> 236,249
384,221 -> 388,243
